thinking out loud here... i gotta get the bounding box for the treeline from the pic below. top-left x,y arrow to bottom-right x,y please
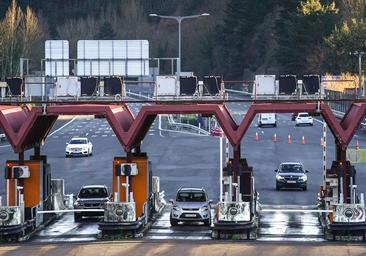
1,0 -> 366,80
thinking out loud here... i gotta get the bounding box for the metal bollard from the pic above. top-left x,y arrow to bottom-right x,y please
0,196 -> 2,206
114,192 -> 119,203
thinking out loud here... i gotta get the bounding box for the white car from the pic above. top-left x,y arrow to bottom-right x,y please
295,112 -> 313,126
65,137 -> 93,157
258,113 -> 277,127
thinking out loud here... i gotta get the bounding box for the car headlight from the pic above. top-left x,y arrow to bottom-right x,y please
74,201 -> 81,207
66,146 -> 71,151
200,206 -> 209,212
173,206 -> 181,212
276,175 -> 285,181
299,176 -> 307,182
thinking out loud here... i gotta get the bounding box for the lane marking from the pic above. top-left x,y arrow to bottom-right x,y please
49,116 -> 78,136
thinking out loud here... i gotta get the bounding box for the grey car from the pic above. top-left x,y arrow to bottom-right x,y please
169,188 -> 212,226
275,162 -> 309,191
73,185 -> 110,222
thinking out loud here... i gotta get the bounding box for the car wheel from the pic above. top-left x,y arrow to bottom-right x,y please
170,216 -> 178,226
276,184 -> 280,191
74,213 -> 82,222
303,186 -> 307,191
65,155 -> 69,158
89,149 -> 93,156
274,123 -> 277,128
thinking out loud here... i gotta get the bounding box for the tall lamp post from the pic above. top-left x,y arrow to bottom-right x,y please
350,51 -> 366,98
149,13 -> 210,78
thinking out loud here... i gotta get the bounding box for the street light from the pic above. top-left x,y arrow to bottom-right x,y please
350,50 -> 366,98
149,13 -> 210,78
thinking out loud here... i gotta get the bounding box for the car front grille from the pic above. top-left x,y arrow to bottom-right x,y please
182,208 -> 199,211
84,203 -> 101,208
284,176 -> 299,181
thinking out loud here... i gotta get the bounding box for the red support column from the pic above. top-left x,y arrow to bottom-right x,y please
336,142 -> 349,203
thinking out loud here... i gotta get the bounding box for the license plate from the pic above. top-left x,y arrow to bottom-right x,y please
185,214 -> 196,217
287,180 -> 296,184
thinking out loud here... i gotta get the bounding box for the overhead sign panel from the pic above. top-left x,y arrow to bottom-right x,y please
45,40 -> 69,76
77,40 -> 149,76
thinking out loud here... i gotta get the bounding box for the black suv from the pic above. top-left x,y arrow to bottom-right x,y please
275,162 -> 309,191
73,185 -> 110,222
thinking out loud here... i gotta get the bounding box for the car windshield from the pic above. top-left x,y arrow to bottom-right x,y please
78,188 -> 108,198
279,164 -> 304,173
176,191 -> 206,202
70,139 -> 87,144
299,114 -> 309,117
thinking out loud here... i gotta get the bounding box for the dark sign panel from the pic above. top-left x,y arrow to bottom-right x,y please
179,76 -> 197,96
279,75 -> 297,94
302,75 -> 320,94
5,77 -> 24,96
80,77 -> 98,96
203,76 -> 221,95
104,76 -> 123,95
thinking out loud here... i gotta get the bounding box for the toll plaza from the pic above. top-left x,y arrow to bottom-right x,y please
0,99 -> 366,242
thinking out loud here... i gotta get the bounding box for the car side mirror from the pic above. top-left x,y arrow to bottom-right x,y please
169,199 -> 174,204
66,142 -> 69,145
208,199 -> 213,204
274,169 -> 278,173
305,170 -> 309,173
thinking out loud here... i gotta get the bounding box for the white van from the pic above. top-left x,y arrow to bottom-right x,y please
258,113 -> 277,127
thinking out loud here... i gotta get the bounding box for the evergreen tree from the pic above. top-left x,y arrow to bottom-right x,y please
275,0 -> 339,74
324,19 -> 366,73
96,21 -> 116,40
216,0 -> 274,79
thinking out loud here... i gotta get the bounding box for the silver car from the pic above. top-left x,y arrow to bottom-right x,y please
169,188 -> 212,226
73,185 -> 110,222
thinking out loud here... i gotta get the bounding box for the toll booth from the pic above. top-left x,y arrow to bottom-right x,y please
213,158 -> 257,239
99,153 -> 152,237
320,161 -> 366,240
0,158 -> 51,240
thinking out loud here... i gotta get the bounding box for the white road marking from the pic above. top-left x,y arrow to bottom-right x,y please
49,116 -> 78,136
102,134 -> 108,137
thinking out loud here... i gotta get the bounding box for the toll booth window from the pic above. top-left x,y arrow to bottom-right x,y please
70,139 -> 87,144
280,164 -> 304,173
176,192 -> 206,202
79,188 -> 108,198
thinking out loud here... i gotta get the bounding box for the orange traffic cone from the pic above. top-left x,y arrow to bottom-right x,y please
273,133 -> 277,142
301,136 -> 305,145
320,138 -> 324,146
356,140 -> 360,150
255,132 -> 260,141
287,134 -> 291,144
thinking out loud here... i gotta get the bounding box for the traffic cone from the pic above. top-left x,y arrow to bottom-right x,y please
356,140 -> 360,150
273,133 -> 277,142
287,134 -> 291,144
320,138 -> 324,146
301,136 -> 305,145
255,132 -> 259,141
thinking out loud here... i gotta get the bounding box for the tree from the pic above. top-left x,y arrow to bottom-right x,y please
216,0 -> 274,79
275,0 -> 339,74
96,22 -> 116,40
324,19 -> 366,73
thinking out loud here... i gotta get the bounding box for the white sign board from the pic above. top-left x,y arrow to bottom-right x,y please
155,76 -> 178,96
255,75 -> 276,95
56,77 -> 80,97
45,40 -> 69,76
77,40 -> 149,76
